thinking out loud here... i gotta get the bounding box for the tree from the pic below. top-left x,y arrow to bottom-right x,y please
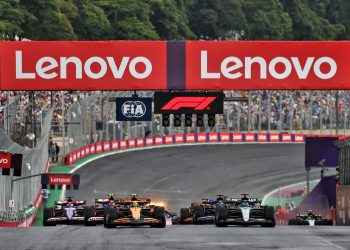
188,0 -> 247,40
97,0 -> 159,40
61,0 -> 111,40
281,0 -> 345,40
0,0 -> 33,40
20,0 -> 76,40
147,0 -> 195,40
243,0 -> 292,40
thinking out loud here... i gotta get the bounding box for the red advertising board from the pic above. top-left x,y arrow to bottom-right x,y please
155,137 -> 163,145
0,153 -> 11,169
258,133 -> 267,142
146,138 -> 154,146
137,138 -> 144,147
270,133 -> 280,142
90,144 -> 95,154
282,134 -> 292,142
85,145 -> 90,156
103,141 -> 110,152
209,132 -> 218,142
112,141 -> 119,150
165,135 -> 173,145
48,174 -> 72,185
294,134 -> 304,143
186,133 -> 195,143
0,41 -> 167,90
233,133 -> 243,142
95,143 -> 102,153
198,133 -> 207,143
220,132 -> 230,142
245,133 -> 255,142
120,140 -> 127,149
186,41 -> 350,90
128,139 -> 135,148
175,135 -> 184,144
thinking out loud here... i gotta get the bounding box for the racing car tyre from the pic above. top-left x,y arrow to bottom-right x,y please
180,208 -> 191,223
84,207 -> 96,226
262,206 -> 275,227
215,206 -> 228,227
104,207 -> 117,228
43,208 -> 56,226
193,206 -> 205,224
154,206 -> 166,220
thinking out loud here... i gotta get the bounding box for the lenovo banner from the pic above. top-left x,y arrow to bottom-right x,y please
116,98 -> 152,121
0,153 -> 11,169
154,91 -> 224,114
186,41 -> 350,90
48,174 -> 73,185
0,41 -> 167,90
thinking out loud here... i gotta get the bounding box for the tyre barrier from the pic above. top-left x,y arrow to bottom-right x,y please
65,132 -> 312,165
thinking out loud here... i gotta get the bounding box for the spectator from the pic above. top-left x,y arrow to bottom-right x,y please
50,142 -> 57,163
54,143 -> 60,163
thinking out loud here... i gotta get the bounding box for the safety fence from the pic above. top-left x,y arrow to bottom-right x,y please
0,107 -> 53,226
336,185 -> 350,225
64,131 -> 314,165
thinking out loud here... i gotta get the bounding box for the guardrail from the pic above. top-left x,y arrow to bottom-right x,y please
64,132 -> 333,166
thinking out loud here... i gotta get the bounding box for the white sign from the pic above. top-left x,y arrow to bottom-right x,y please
69,138 -> 74,144
9,200 -> 15,208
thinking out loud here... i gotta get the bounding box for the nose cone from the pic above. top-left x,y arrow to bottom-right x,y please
130,207 -> 142,220
241,207 -> 251,222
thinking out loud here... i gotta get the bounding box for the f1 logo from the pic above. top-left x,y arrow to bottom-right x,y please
161,97 -> 216,111
154,91 -> 224,114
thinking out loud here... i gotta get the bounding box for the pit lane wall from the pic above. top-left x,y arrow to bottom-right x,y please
65,132 -> 308,165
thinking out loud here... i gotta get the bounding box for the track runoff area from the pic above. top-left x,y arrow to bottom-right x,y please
1,41 -> 350,249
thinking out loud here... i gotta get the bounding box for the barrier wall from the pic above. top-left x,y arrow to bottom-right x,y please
65,132 -> 308,165
337,185 -> 350,225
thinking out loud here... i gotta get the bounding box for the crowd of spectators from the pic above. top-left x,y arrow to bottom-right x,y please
224,90 -> 350,132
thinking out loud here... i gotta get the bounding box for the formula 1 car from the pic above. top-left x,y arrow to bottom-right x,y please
180,195 -> 227,224
103,194 -> 166,228
215,194 -> 275,227
84,194 -> 116,226
43,197 -> 86,226
288,210 -> 332,226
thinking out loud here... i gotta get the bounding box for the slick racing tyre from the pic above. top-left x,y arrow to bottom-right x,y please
215,206 -> 228,227
43,208 -> 56,226
154,206 -> 166,220
193,206 -> 205,224
84,207 -> 96,226
262,206 -> 275,227
103,207 -> 117,228
180,208 -> 191,223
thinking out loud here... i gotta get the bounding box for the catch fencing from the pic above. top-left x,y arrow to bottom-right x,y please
64,90 -> 350,158
0,107 -> 53,225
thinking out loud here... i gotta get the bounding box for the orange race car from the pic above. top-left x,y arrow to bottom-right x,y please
103,194 -> 166,228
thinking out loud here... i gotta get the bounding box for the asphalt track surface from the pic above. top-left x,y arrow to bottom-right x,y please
3,144 -> 349,250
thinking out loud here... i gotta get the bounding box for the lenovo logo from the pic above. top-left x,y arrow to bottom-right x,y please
15,50 -> 152,80
161,97 -> 216,111
49,176 -> 72,185
201,50 -> 337,80
0,158 -> 8,164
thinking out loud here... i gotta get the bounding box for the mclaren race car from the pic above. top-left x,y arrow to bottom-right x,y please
180,195 -> 227,224
288,210 -> 332,225
103,194 -> 166,228
43,197 -> 86,226
84,194 -> 116,226
215,194 -> 275,227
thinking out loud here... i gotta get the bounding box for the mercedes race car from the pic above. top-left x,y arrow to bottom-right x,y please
288,210 -> 332,226
103,194 -> 166,228
84,194 -> 116,226
43,197 -> 86,226
215,194 -> 275,227
180,195 -> 227,224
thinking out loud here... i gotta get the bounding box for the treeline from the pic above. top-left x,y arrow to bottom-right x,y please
1,0 -> 349,41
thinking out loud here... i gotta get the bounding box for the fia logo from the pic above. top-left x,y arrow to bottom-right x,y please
122,101 -> 146,118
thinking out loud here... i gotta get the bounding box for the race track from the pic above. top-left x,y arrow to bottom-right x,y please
67,144 -> 319,213
3,143 -> 344,250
